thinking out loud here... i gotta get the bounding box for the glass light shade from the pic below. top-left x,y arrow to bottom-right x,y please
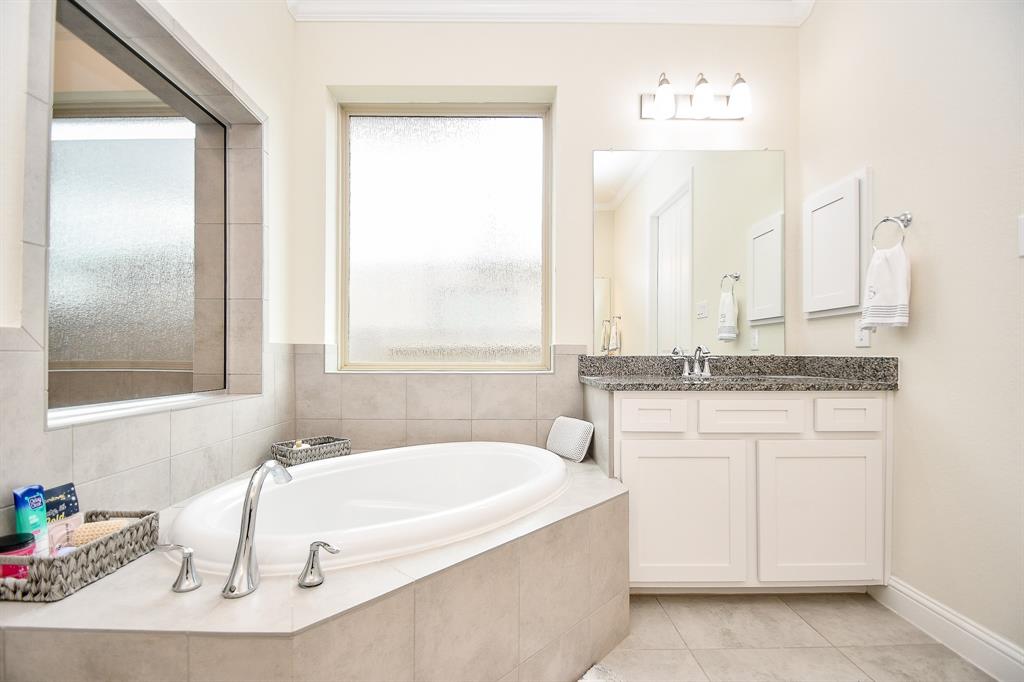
691,74 -> 713,119
729,77 -> 752,118
653,74 -> 676,120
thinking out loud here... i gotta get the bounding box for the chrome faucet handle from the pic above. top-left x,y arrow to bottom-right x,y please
159,543 -> 202,593
297,541 -> 340,589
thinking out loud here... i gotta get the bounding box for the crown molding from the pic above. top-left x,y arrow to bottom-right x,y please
286,1 -> 815,27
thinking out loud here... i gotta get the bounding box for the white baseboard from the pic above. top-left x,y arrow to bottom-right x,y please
869,577 -> 1024,682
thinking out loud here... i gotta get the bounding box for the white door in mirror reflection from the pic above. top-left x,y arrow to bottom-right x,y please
653,189 -> 692,355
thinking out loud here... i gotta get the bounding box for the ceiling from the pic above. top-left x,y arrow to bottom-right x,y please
286,1 -> 816,26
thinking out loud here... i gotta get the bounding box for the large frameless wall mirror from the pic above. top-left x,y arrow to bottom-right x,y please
48,0 -> 226,409
593,150 -> 785,357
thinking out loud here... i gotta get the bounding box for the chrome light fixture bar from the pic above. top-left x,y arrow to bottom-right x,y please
640,72 -> 752,120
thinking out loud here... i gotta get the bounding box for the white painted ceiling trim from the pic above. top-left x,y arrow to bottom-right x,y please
286,1 -> 816,27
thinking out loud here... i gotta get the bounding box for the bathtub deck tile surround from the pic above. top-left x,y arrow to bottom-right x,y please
293,344 -> 584,451
0,462 -> 627,682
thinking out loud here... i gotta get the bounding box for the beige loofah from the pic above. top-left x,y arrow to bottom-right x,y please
71,519 -> 129,546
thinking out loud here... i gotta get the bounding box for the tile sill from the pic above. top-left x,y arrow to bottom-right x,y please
47,390 -> 257,430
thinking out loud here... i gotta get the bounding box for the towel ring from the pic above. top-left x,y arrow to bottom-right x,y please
870,212 -> 912,250
720,273 -> 740,293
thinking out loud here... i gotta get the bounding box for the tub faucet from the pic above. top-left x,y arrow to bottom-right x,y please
222,459 -> 292,599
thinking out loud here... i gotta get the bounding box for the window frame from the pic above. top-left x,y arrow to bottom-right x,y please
337,103 -> 553,372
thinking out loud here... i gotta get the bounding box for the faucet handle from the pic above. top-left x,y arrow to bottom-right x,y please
297,541 -> 341,589
159,543 -> 202,593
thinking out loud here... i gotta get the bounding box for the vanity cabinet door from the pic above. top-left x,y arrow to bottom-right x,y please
621,439 -> 747,583
757,440 -> 884,582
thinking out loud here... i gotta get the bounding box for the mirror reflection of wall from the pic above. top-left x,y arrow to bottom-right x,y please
48,0 -> 226,408
593,150 -> 785,356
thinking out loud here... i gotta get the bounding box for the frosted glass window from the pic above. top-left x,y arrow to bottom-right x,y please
345,115 -> 547,368
49,117 -> 198,369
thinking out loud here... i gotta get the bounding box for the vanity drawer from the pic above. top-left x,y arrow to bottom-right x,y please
621,398 -> 687,432
698,399 -> 805,433
814,398 -> 884,432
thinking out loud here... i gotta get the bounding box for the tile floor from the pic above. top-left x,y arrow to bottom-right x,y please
594,594 -> 994,681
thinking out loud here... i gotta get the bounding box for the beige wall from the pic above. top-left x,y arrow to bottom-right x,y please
285,21 -> 801,347
606,151 -> 785,355
796,0 -> 1024,645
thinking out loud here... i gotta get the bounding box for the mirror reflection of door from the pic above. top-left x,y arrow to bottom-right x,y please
653,186 -> 692,355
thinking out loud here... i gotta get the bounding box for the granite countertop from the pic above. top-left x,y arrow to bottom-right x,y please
578,355 -> 898,392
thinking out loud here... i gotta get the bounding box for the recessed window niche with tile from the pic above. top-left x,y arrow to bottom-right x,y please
338,105 -> 552,371
47,0 -> 227,409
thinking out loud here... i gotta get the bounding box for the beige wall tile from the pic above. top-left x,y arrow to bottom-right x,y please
293,588 -> 414,682
588,494 -> 628,610
519,512 -> 591,661
194,374 -> 225,392
63,371 -> 133,406
471,375 -> 537,419
227,300 -> 262,375
227,147 -> 263,224
130,371 -> 194,399
73,411 -> 170,482
472,420 -> 538,446
195,123 -> 226,149
407,375 -> 471,419
228,223 -> 263,299
195,223 -> 226,299
295,354 -> 341,419
589,590 -> 630,662
341,420 -> 406,451
536,419 -> 554,447
233,393 -> 276,436
188,634 -> 292,682
21,97 -> 50,246
497,668 -> 519,682
229,374 -> 261,394
537,353 -> 583,420
196,147 -> 226,223
274,350 -> 295,422
76,459 -> 171,513
231,422 -> 292,475
294,344 -> 323,355
171,440 -> 232,502
5,629 -> 187,682
295,419 -> 344,439
19,244 -> 45,343
406,420 -> 471,445
414,542 -> 520,682
0,351 -> 47,491
518,618 -> 591,682
194,298 -> 226,376
171,401 -> 233,455
227,123 -> 262,149
341,374 -> 406,419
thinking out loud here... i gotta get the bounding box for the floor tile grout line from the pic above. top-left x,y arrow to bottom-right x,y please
777,596 -> 879,682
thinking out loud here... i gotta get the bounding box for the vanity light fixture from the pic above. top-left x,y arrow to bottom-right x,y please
652,72 -> 676,120
640,71 -> 752,120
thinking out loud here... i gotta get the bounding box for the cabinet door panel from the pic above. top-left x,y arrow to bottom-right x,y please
757,439 -> 884,582
621,439 -> 746,583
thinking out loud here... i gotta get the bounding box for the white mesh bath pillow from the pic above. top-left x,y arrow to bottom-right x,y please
546,416 -> 594,463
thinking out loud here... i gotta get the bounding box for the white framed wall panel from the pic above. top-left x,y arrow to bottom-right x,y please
698,399 -> 805,433
802,176 -> 861,313
747,212 -> 784,322
814,398 -> 884,432
757,439 -> 885,582
621,439 -> 747,583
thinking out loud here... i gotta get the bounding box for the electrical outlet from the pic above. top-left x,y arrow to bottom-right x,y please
854,319 -> 872,348
750,328 -> 760,351
696,300 -> 709,320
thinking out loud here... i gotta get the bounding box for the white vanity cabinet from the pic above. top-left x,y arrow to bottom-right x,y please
611,392 -> 892,589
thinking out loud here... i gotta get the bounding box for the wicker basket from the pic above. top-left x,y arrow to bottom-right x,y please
0,510 -> 159,602
273,436 -> 351,466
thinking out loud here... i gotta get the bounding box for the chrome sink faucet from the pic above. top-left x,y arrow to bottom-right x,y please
222,460 -> 292,599
692,345 -> 712,377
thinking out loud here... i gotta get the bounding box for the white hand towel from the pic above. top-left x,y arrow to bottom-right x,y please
861,243 -> 911,329
717,291 -> 738,341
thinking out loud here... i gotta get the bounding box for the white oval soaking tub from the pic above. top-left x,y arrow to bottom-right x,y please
170,441 -> 569,575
